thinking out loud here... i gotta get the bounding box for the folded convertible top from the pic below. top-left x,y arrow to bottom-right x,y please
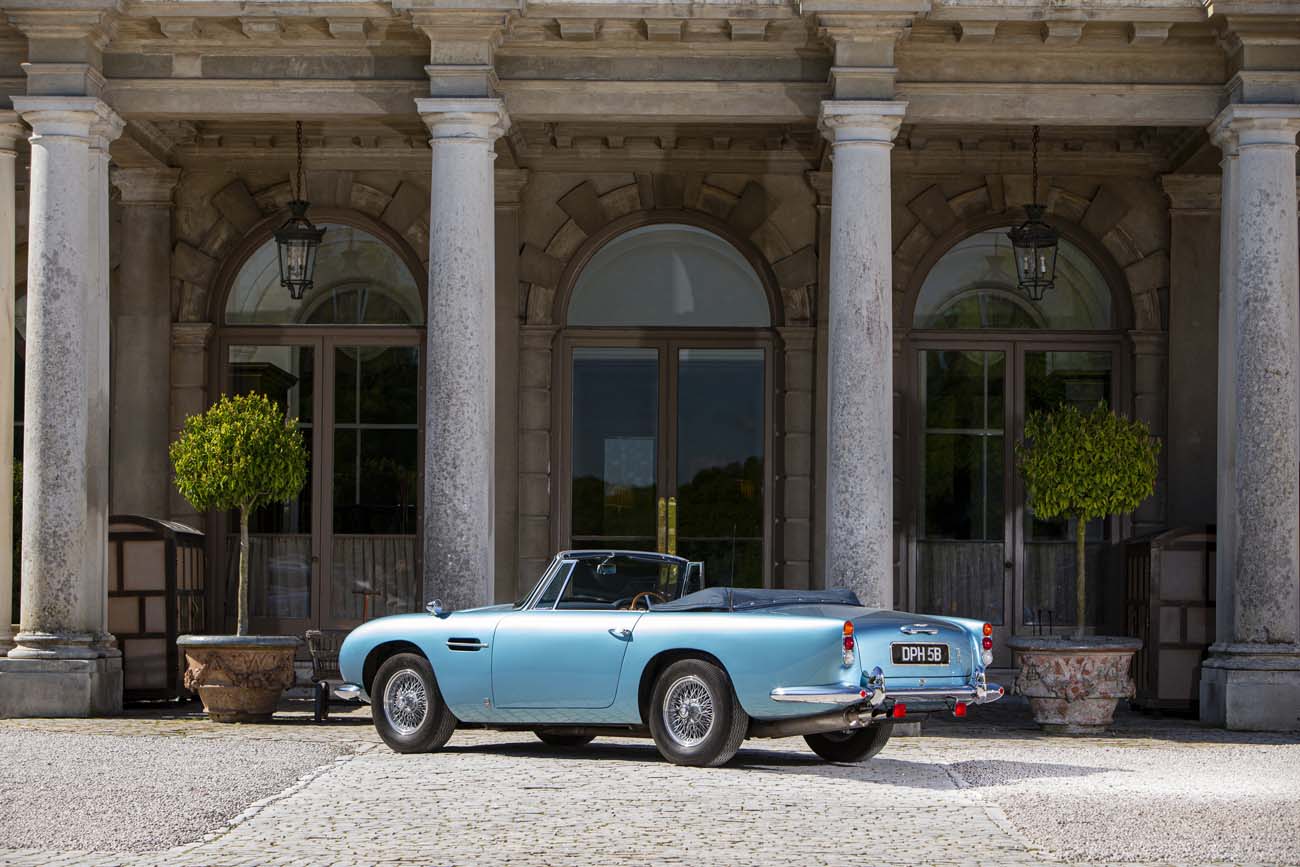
652,586 -> 861,612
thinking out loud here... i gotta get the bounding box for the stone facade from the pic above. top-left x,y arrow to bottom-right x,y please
0,0 -> 1294,730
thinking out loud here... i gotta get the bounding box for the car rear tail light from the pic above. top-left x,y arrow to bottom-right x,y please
982,637 -> 993,650
953,702 -> 968,718
891,703 -> 907,719
982,623 -> 993,637
981,650 -> 994,666
842,621 -> 855,666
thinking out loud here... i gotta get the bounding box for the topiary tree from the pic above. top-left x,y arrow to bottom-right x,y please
1017,402 -> 1159,639
170,393 -> 308,636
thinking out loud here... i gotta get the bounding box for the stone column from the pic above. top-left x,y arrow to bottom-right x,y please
110,168 -> 180,518
416,98 -> 509,612
1200,104 -> 1300,731
0,113 -> 23,655
0,98 -> 122,716
818,100 -> 906,608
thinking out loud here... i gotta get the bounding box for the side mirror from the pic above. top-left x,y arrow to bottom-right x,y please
426,599 -> 446,617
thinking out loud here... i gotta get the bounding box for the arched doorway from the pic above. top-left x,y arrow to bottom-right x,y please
905,225 -> 1128,656
215,217 -> 425,635
556,221 -> 779,588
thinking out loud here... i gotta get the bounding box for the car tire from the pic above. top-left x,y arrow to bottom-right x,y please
648,658 -> 748,767
804,723 -> 893,763
533,731 -> 597,748
372,652 -> 457,754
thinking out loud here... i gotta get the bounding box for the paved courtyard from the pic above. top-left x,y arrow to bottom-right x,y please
0,700 -> 1296,867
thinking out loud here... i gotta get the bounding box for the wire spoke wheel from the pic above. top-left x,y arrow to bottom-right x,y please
662,674 -> 715,747
383,669 -> 429,736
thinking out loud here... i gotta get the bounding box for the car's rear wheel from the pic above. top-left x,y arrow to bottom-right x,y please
804,723 -> 893,763
648,658 -> 748,767
372,653 -> 457,754
533,731 -> 597,748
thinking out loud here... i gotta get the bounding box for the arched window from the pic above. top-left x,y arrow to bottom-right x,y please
225,222 -> 421,326
913,229 -> 1113,330
567,223 -> 771,328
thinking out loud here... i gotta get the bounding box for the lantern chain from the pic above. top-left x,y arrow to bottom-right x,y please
295,120 -> 305,201
1031,125 -> 1039,208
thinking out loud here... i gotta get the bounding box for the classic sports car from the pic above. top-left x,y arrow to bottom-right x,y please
337,550 -> 1003,767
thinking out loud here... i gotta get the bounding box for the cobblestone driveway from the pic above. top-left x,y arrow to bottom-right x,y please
0,702 -> 1296,867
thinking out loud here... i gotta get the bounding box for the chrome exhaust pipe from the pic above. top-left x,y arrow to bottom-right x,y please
748,704 -> 882,739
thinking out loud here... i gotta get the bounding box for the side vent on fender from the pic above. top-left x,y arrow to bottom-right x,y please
447,637 -> 487,652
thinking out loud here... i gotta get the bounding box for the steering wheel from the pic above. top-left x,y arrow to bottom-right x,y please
629,591 -> 668,610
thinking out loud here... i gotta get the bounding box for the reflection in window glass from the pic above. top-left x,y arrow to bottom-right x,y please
225,223 -> 421,326
1022,350 -> 1115,631
568,224 -> 770,328
225,345 -> 314,621
917,350 -> 1005,625
914,229 -> 1112,330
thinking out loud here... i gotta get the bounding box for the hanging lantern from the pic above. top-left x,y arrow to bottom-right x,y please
1006,126 -> 1058,302
274,122 -> 325,300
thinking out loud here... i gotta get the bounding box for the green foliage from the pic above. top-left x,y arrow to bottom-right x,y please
170,393 -> 307,636
1017,402 -> 1159,637
170,393 -> 308,515
1017,402 -> 1159,523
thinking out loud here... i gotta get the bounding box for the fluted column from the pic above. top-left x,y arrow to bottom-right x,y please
1200,104 -> 1300,731
0,113 -> 23,656
818,100 -> 905,608
416,98 -> 509,612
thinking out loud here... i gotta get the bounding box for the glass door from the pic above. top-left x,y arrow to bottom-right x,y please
915,346 -> 1012,655
566,340 -> 770,587
225,343 -> 319,636
221,334 -> 422,634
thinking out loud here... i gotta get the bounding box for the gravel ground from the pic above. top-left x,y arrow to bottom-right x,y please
0,727 -> 351,853
926,704 -> 1300,865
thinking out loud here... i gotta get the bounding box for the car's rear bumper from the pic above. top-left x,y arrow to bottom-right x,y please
770,670 -> 1004,708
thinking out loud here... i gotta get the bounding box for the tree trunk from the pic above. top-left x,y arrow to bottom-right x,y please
238,505 -> 250,637
1075,515 -> 1087,640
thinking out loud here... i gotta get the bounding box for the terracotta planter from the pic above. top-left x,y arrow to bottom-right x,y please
177,635 -> 300,723
1007,635 -> 1143,734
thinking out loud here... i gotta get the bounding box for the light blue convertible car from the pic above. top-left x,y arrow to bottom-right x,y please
337,550 -> 1003,766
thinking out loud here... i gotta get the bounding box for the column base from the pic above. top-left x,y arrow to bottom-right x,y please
0,656 -> 122,717
1200,644 -> 1300,731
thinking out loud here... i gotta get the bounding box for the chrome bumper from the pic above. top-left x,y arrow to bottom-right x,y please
333,683 -> 367,702
770,669 -> 1004,708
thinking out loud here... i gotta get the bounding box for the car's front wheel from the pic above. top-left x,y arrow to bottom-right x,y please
372,652 -> 457,754
648,658 -> 748,767
804,723 -> 893,763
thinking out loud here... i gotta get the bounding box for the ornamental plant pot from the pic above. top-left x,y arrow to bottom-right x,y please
1007,635 -> 1143,734
177,635 -> 300,723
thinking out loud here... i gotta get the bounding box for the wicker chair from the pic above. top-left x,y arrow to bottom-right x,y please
304,629 -> 350,722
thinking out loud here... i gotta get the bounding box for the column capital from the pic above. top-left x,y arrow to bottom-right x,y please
1209,103 -> 1300,152
171,321 -> 214,352
417,97 -> 510,143
111,167 -> 181,206
11,95 -> 114,139
0,111 -> 25,153
818,100 -> 906,145
1160,174 -> 1221,212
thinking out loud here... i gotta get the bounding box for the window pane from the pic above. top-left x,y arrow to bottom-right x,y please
676,349 -> 764,588
914,229 -> 1112,330
570,348 -> 659,548
225,223 -> 421,326
568,224 -> 770,327
225,345 -> 314,621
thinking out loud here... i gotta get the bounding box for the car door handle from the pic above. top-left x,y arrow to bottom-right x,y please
900,624 -> 939,635
609,628 -> 633,640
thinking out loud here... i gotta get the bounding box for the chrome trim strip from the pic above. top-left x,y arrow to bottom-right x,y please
770,686 -> 868,704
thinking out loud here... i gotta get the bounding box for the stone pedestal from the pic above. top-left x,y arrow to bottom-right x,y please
818,100 -> 905,608
0,656 -> 122,717
1200,104 -> 1300,732
416,98 -> 509,612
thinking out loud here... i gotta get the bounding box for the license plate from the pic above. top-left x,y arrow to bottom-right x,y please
891,643 -> 949,665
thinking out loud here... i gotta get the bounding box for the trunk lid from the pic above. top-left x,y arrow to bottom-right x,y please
850,609 -> 975,683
